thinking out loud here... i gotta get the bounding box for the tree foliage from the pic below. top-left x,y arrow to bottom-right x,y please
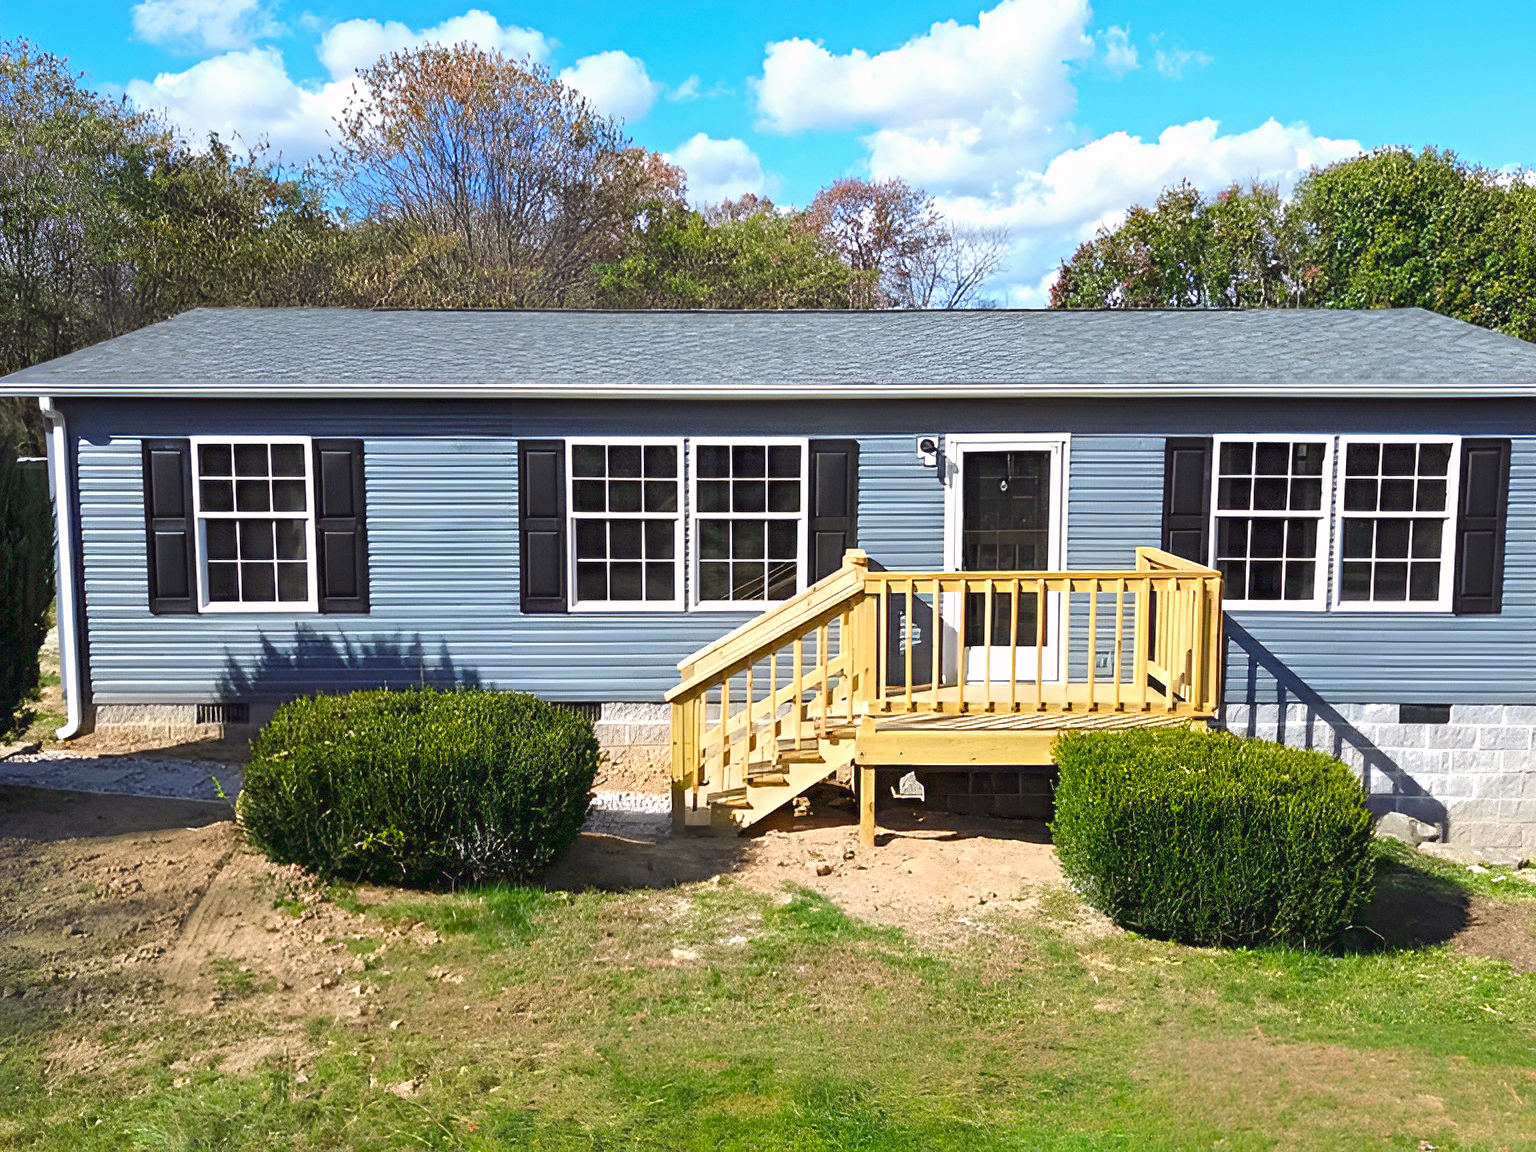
1051,148 -> 1536,343
0,447 -> 52,737
805,177 -> 1008,308
0,38 -> 346,453
595,199 -> 876,309
333,44 -> 685,307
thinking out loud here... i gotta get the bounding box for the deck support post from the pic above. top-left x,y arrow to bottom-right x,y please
859,763 -> 876,848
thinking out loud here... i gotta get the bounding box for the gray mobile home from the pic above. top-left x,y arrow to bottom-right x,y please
5,307 -> 1533,847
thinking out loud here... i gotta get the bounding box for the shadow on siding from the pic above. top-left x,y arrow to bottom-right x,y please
216,624 -> 481,701
1221,619 -> 1448,832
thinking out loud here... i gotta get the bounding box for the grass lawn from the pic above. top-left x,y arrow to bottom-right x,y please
3,823 -> 1536,1152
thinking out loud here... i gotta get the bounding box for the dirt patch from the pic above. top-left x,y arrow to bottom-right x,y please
546,784 -> 1092,943
1452,897 -> 1536,973
0,788 -> 408,1078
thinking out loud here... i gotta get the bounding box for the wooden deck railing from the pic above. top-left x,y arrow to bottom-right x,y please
666,548 -> 1223,817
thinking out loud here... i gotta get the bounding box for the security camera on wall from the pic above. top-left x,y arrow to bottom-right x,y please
916,435 -> 940,467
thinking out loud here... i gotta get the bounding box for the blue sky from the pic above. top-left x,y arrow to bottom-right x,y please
7,0 -> 1536,302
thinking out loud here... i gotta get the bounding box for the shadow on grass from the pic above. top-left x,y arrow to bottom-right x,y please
1338,847 -> 1471,953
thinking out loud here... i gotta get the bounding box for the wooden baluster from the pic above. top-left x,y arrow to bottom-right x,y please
903,579 -> 915,712
744,663 -> 755,768
955,578 -> 968,714
768,646 -> 779,756
817,623 -> 830,736
982,578 -> 995,713
929,577 -> 942,708
1033,579 -> 1045,712
1113,578 -> 1126,712
792,632 -> 804,750
1161,577 -> 1173,712
1133,576 -> 1149,712
877,579 -> 891,713
719,676 -> 731,789
1087,579 -> 1099,711
1008,576 -> 1020,713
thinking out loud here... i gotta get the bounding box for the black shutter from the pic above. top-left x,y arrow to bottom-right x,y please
1161,438 -> 1213,564
520,440 -> 567,613
1453,438 -> 1511,615
313,439 -> 370,614
808,439 -> 859,582
142,439 -> 197,615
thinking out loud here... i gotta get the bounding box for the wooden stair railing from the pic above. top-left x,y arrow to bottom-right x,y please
667,548 -> 1223,836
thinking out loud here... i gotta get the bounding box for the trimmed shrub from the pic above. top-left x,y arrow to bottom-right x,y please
0,451 -> 53,737
239,688 -> 599,888
1051,727 -> 1374,948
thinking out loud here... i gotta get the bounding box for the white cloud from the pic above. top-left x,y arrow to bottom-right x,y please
1101,25 -> 1138,76
1153,47 -> 1212,79
667,134 -> 766,206
940,118 -> 1361,304
559,51 -> 660,123
667,75 -> 702,102
756,0 -> 1092,182
317,10 -> 549,80
754,0 -> 1356,302
127,10 -> 558,164
125,47 -> 353,161
131,0 -> 278,53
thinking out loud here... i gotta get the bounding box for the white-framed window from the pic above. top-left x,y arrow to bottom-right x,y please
191,437 -> 317,612
691,438 -> 808,609
1210,436 -> 1332,610
1333,437 -> 1460,612
567,438 -> 684,611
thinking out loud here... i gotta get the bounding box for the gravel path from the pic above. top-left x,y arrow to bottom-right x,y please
0,753 -> 673,838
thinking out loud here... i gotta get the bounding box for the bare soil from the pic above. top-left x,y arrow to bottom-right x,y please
4,779 -> 1535,1084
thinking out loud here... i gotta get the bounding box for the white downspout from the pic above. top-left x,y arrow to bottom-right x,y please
38,396 -> 88,738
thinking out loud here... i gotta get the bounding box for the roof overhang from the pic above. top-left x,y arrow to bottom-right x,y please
5,381 -> 1534,401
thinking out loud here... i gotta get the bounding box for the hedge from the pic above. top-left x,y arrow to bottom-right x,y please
0,451 -> 53,737
1051,727 -> 1375,948
238,688 -> 599,888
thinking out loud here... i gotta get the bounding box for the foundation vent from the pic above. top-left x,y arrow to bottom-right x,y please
549,702 -> 602,723
196,702 -> 251,726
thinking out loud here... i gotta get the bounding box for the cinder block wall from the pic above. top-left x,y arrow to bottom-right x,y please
1220,703 -> 1536,852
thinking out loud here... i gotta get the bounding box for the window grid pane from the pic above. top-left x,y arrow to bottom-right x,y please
569,441 -> 682,606
693,441 -> 804,604
193,440 -> 313,608
1213,439 -> 1328,603
1337,440 -> 1455,606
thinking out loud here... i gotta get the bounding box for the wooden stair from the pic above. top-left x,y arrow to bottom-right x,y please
668,548 -> 1225,843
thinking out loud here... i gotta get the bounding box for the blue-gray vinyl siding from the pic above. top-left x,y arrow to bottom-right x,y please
62,398 -> 1536,708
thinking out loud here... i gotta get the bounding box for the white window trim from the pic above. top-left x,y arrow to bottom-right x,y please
1209,435 -> 1334,613
1330,435 -> 1462,614
689,437 -> 810,612
190,435 -> 319,614
566,437 -> 686,613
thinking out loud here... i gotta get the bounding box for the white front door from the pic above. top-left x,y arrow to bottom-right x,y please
943,436 -> 1069,684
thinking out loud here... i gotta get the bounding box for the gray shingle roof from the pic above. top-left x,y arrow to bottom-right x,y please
5,306 -> 1536,399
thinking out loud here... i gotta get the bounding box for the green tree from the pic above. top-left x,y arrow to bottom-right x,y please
0,39 -> 347,452
1294,147 -> 1536,339
594,200 -> 874,309
0,446 -> 52,738
1050,148 -> 1536,343
332,43 -> 684,308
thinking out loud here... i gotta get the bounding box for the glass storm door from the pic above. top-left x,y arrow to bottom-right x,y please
956,447 -> 1062,682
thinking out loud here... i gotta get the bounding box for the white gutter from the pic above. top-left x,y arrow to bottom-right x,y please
38,396 -> 87,739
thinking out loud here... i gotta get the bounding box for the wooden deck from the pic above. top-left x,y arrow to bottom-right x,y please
667,548 -> 1224,843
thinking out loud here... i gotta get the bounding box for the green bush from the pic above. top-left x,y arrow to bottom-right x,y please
1050,727 -> 1374,948
239,688 -> 599,888
0,450 -> 54,738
